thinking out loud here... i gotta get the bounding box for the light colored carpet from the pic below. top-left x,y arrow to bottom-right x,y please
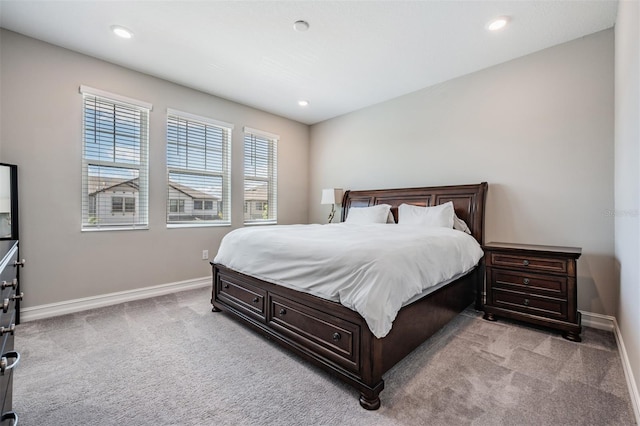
14,287 -> 637,425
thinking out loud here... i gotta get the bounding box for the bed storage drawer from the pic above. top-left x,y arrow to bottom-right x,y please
216,273 -> 266,322
268,294 -> 361,373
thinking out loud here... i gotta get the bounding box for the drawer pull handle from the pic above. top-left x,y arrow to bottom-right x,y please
223,284 -> 229,289
13,259 -> 25,268
523,298 -> 530,306
279,308 -> 286,315
523,278 -> 530,285
332,332 -> 341,341
10,292 -> 23,302
523,260 -> 530,266
1,279 -> 17,290
0,351 -> 20,375
0,410 -> 18,425
0,324 -> 15,336
252,297 -> 259,303
1,299 -> 8,313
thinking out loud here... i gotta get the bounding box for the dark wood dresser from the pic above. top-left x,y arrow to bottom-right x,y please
0,240 -> 21,425
482,242 -> 582,341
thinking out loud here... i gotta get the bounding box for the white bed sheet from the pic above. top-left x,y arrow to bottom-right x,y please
214,223 -> 483,338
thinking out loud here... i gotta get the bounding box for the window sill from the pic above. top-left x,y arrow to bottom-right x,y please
167,222 -> 231,229
82,226 -> 149,232
243,220 -> 278,226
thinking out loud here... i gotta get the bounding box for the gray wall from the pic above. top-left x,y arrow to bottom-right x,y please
614,0 -> 640,405
310,30 -> 616,316
0,30 -> 310,307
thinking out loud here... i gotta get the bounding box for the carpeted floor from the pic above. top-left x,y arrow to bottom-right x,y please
13,287 -> 637,425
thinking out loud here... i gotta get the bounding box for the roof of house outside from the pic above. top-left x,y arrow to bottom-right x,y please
88,176 -> 219,200
169,181 -> 218,200
245,182 -> 268,201
88,176 -> 139,195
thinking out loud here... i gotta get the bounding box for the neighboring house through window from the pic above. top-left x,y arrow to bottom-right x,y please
243,127 -> 278,224
81,86 -> 151,230
166,109 -> 232,226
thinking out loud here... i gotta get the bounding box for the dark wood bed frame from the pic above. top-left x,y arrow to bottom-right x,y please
211,182 -> 488,410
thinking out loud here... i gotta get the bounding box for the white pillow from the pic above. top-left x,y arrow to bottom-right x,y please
387,210 -> 396,223
345,204 -> 392,224
453,214 -> 471,234
398,202 -> 454,228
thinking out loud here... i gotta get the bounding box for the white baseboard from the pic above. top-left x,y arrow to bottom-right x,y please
581,311 -> 640,423
581,310 -> 615,331
612,317 -> 640,424
20,276 -> 211,322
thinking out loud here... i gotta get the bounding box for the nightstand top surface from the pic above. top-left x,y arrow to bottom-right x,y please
484,242 -> 582,257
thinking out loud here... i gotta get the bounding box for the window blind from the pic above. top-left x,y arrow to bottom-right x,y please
81,87 -> 150,230
166,110 -> 232,226
243,127 -> 278,224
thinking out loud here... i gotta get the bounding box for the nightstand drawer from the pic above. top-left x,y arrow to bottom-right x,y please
490,253 -> 568,274
492,288 -> 567,319
491,269 -> 567,297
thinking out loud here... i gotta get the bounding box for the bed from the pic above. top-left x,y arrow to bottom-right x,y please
210,182 -> 488,409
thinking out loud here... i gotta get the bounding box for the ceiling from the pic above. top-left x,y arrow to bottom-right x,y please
0,1 -> 618,125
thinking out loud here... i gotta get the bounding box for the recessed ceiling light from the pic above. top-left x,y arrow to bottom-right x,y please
293,20 -> 310,32
111,25 -> 133,39
298,100 -> 309,107
486,16 -> 510,32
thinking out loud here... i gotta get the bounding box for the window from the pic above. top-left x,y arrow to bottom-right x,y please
111,196 -> 136,214
81,86 -> 151,230
167,109 -> 232,225
244,127 -> 278,224
169,199 -> 185,213
193,200 -> 214,211
124,197 -> 135,213
112,197 -> 123,213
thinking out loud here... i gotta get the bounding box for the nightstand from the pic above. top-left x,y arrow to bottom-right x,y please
482,242 -> 582,341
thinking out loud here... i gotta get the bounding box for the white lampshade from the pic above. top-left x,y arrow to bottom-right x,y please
321,188 -> 343,205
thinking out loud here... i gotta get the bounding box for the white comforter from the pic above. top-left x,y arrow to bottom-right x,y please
214,223 -> 483,338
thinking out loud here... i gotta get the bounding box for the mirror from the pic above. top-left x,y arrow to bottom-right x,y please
0,163 -> 18,240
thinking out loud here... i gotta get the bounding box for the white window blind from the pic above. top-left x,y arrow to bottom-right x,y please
81,87 -> 150,230
243,127 -> 278,224
166,109 -> 232,226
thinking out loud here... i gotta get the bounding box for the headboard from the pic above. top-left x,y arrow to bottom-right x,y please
341,182 -> 488,244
